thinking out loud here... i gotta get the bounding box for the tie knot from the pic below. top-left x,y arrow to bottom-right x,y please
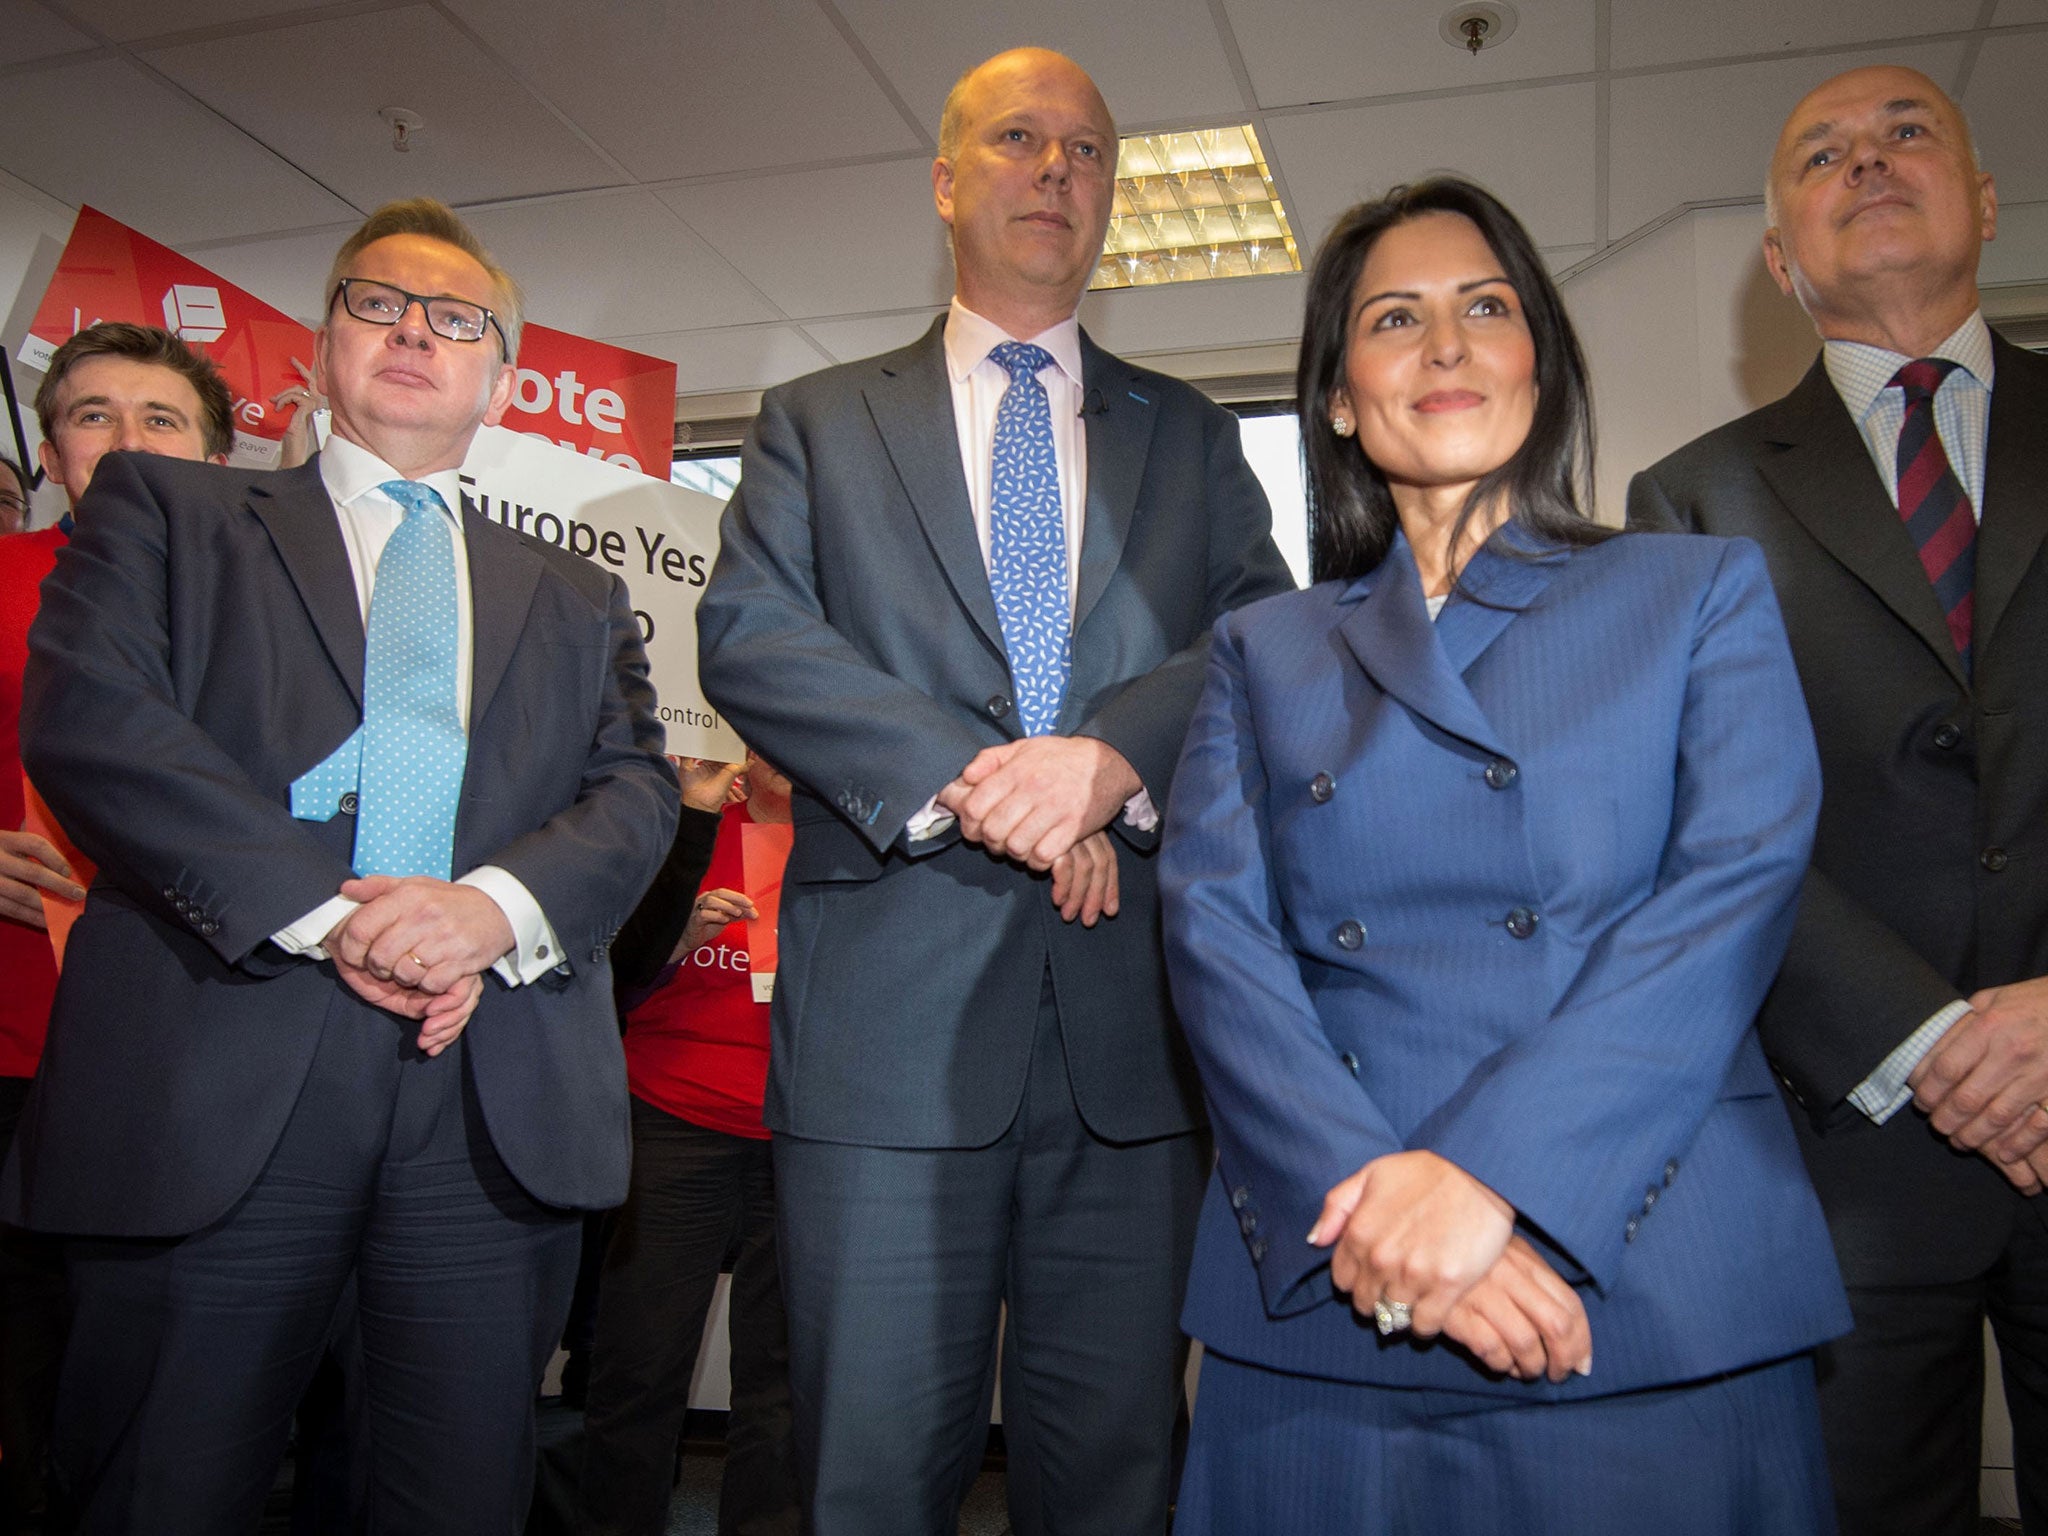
989,341 -> 1055,385
378,479 -> 448,520
1892,357 -> 1959,403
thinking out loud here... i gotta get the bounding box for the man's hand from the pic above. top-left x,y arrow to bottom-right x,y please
671,757 -> 746,814
0,828 -> 86,929
1307,1149 -> 1516,1341
331,952 -> 482,1056
669,887 -> 758,961
1910,977 -> 2048,1171
1048,830 -> 1119,926
329,876 -> 516,995
935,736 -> 1141,870
1441,1236 -> 1593,1382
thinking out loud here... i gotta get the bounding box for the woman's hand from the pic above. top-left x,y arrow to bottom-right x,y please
1308,1149 -> 1516,1340
670,757 -> 747,814
669,887 -> 758,961
1442,1236 -> 1593,1382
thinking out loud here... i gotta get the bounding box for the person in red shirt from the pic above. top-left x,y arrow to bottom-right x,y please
0,321 -> 231,1525
576,751 -> 798,1536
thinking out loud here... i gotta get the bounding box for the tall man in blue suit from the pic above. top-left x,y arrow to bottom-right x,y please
1631,66 -> 2048,1535
696,46 -> 1293,1536
5,198 -> 677,1532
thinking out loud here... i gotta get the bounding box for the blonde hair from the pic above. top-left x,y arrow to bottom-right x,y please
323,198 -> 524,362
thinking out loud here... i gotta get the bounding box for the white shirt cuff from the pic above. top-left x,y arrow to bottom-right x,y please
906,796 -> 954,843
459,865 -> 563,987
1848,999 -> 1973,1123
271,894 -> 359,958
1122,788 -> 1159,833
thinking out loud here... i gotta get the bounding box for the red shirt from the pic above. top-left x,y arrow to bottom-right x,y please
0,527 -> 68,1079
622,800 -> 785,1139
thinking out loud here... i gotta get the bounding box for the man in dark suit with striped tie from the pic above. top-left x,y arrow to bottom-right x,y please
5,199 -> 676,1532
1629,65 -> 2048,1535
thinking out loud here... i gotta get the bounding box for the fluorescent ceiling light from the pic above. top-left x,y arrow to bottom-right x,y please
1092,124 -> 1300,291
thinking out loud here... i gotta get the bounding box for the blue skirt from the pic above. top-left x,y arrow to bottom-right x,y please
1175,1349 -> 1834,1536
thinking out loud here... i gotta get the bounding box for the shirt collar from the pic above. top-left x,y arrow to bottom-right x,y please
318,433 -> 466,524
944,298 -> 1085,391
1823,310 -> 1995,422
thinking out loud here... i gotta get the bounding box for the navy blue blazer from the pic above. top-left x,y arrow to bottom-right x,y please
1160,527 -> 1851,1399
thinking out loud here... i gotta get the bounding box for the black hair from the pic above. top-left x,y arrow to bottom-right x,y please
1297,176 -> 1609,585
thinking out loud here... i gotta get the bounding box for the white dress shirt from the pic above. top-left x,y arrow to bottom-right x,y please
906,300 -> 1156,841
1826,313 -> 1995,1122
270,435 -> 562,987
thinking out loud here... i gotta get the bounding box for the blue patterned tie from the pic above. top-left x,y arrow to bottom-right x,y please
987,341 -> 1070,737
347,480 -> 467,879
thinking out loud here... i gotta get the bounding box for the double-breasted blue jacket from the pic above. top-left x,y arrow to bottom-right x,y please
1160,525 -> 1852,1399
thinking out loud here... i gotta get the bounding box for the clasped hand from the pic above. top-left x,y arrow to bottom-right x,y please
322,876 -> 516,1057
1309,1149 -> 1592,1383
936,736 -> 1139,928
0,828 -> 85,930
1910,974 -> 2048,1195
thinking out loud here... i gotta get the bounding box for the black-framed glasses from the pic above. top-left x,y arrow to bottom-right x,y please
332,278 -> 507,352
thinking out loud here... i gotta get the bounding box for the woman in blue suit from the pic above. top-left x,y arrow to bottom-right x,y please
1160,178 -> 1852,1533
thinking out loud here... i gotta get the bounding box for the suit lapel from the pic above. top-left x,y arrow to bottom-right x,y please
864,319 -> 1005,656
464,501 -> 544,729
1756,358 -> 1968,691
1337,533 -> 1508,757
1073,331 -> 1157,633
1975,335 -> 2048,653
251,459 -> 366,709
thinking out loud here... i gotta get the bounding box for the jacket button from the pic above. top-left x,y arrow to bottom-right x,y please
1333,919 -> 1365,951
1642,1185 -> 1659,1212
986,694 -> 1012,720
1230,1184 -> 1250,1210
1983,847 -> 2010,873
200,920 -> 219,937
1505,906 -> 1539,940
339,791 -> 359,815
1484,758 -> 1518,790
590,947 -> 605,963
1249,1237 -> 1267,1263
1238,1210 -> 1258,1237
1340,1050 -> 1361,1076
162,885 -> 178,903
1933,723 -> 1962,750
1309,772 -> 1335,804
1624,1216 -> 1640,1243
1664,1158 -> 1679,1186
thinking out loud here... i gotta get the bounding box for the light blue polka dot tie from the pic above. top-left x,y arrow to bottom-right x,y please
291,481 -> 468,879
987,341 -> 1070,738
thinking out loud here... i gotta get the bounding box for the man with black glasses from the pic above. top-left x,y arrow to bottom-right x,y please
4,198 -> 676,1532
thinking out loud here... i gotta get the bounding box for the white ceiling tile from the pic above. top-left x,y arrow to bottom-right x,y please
145,6 -> 621,210
1076,272 -> 1306,358
1610,0 -> 1982,70
834,0 -> 1246,135
463,192 -> 779,339
1266,83 -> 1597,254
1607,42 -> 1969,239
0,0 -> 93,66
1224,0 -> 1595,108
0,55 -> 356,242
174,224 -> 355,327
611,324 -> 831,395
801,310 -> 947,364
1960,32 -> 2048,205
657,160 -> 953,320
1992,0 -> 2048,20
439,0 -> 924,181
1983,198 -> 2048,286
79,0 -> 342,42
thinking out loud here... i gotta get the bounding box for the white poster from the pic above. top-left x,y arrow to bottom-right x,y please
458,424 -> 743,761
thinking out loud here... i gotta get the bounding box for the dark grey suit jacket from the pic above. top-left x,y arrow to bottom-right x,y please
696,318 -> 1293,1150
4,450 -> 678,1236
1627,333 -> 2048,1285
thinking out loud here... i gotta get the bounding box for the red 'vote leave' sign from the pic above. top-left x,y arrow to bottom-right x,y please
21,206 -> 315,467
502,323 -> 677,479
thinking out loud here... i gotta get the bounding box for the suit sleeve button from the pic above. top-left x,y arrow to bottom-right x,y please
1934,723 -> 1962,750
1333,919 -> 1365,951
1340,1051 -> 1361,1076
1484,758 -> 1518,790
1982,847 -> 2009,873
200,920 -> 219,937
1309,772 -> 1335,803
986,694 -> 1012,720
1230,1184 -> 1250,1210
339,791 -> 359,815
162,885 -> 178,903
1624,1217 -> 1640,1242
1663,1158 -> 1679,1185
1505,906 -> 1539,940
1249,1237 -> 1267,1262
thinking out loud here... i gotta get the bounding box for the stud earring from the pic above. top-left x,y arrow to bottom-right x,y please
1331,417 -> 1354,438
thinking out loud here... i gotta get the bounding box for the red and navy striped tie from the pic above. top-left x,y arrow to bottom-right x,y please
1892,357 -> 1976,673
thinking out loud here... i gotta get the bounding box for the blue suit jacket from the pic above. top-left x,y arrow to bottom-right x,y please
3,451 -> 677,1236
1161,527 -> 1851,1399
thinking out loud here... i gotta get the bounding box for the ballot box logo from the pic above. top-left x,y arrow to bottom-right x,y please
161,284 -> 228,343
